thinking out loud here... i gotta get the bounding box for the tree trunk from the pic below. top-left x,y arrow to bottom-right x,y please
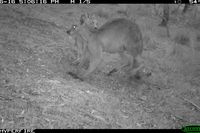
159,4 -> 169,27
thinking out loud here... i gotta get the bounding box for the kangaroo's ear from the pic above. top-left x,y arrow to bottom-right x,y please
80,13 -> 91,25
80,14 -> 87,25
80,15 -> 85,25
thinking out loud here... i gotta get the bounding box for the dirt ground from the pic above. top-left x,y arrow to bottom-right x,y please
0,4 -> 200,129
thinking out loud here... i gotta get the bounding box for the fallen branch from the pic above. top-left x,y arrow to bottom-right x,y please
181,97 -> 200,112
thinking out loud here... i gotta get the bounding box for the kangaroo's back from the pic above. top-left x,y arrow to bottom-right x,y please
92,18 -> 143,56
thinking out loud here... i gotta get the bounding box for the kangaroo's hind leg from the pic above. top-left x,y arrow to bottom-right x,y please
107,52 -> 132,76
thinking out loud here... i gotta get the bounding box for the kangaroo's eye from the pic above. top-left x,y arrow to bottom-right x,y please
73,25 -> 78,30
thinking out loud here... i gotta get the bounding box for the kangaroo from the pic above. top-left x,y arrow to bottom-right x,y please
68,15 -> 145,80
